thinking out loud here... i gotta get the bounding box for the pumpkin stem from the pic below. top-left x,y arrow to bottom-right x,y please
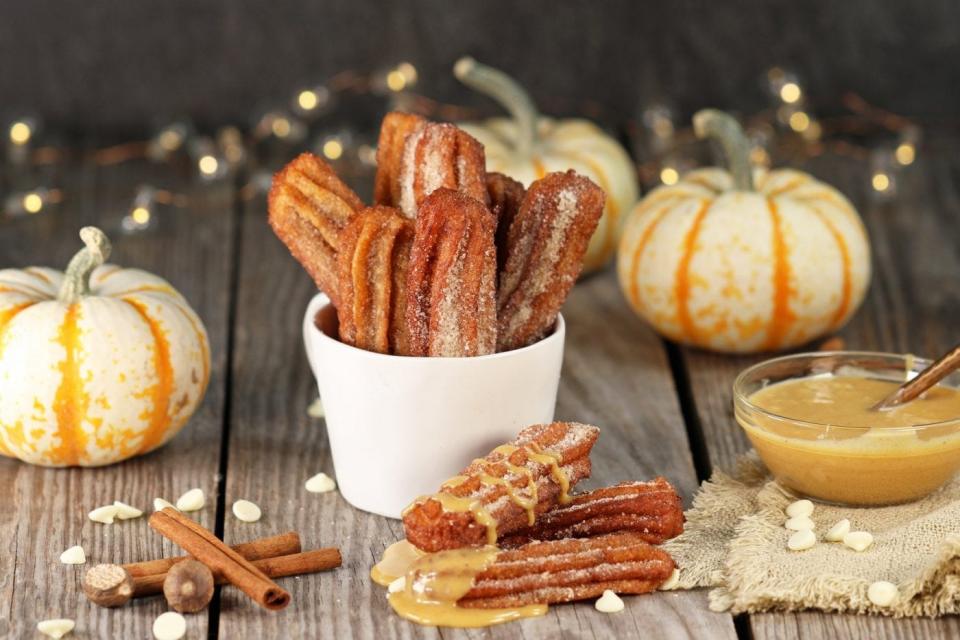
693,109 -> 754,191
58,226 -> 112,304
454,57 -> 538,157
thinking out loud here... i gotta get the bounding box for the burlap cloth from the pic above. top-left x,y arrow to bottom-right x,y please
663,455 -> 960,617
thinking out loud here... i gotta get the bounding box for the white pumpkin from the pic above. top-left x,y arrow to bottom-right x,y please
0,227 -> 210,466
454,57 -> 638,273
618,110 -> 871,353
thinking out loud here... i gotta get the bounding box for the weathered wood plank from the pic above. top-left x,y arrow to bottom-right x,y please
679,143 -> 960,638
218,173 -> 737,638
0,155 -> 235,638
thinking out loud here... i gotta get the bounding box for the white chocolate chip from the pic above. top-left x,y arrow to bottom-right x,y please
175,488 -> 205,512
154,498 -> 178,512
843,531 -> 874,552
88,505 -> 119,524
152,611 -> 187,640
824,519 -> 851,542
868,580 -> 899,607
307,397 -> 325,418
59,545 -> 85,565
113,501 -> 143,520
785,515 -> 816,531
785,499 -> 814,518
388,577 -> 405,593
305,472 -> 336,493
37,618 -> 75,638
787,529 -> 816,551
232,499 -> 262,523
594,589 -> 624,613
660,568 -> 680,591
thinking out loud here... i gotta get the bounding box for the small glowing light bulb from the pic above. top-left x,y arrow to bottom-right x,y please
386,70 -> 407,92
788,111 -> 810,132
322,139 -> 343,160
297,90 -> 319,111
271,117 -> 292,138
9,121 -> 32,145
22,192 -> 43,214
198,155 -> 219,175
895,143 -> 915,166
660,167 -> 679,185
779,82 -> 801,104
872,172 -> 890,192
131,206 -> 151,225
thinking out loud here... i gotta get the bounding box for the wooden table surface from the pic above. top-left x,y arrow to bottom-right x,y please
1,135 -> 958,639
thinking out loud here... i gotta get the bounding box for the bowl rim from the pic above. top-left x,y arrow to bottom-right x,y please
733,350 -> 960,433
305,292 -> 566,363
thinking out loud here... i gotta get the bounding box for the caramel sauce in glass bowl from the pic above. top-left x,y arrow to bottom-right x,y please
734,352 -> 960,506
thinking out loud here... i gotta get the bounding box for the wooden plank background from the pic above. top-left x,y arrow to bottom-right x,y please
0,136 -> 957,639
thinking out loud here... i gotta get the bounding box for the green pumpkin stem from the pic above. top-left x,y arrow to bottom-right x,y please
454,57 -> 539,157
58,226 -> 112,304
693,109 -> 755,191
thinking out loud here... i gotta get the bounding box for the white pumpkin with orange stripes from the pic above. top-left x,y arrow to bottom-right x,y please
0,227 -> 210,466
618,110 -> 871,353
455,57 -> 638,273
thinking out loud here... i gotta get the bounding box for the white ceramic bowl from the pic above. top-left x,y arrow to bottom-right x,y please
302,293 -> 565,518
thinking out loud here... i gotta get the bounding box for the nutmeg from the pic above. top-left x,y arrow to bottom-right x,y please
83,564 -> 135,607
163,559 -> 214,613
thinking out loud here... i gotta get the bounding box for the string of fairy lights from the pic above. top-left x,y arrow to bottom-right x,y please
1,63 -> 921,231
631,67 -> 921,201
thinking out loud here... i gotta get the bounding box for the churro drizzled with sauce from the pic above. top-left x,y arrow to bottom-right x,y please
381,533 -> 675,627
375,423 -> 686,628
402,422 -> 599,552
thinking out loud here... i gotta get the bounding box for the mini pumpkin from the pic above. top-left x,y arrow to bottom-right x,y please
454,57 -> 638,273
617,109 -> 871,353
0,227 -> 210,466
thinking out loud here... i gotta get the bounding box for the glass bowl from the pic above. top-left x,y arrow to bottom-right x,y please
734,351 -> 960,506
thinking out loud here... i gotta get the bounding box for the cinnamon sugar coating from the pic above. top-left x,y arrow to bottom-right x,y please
460,532 -> 676,608
403,189 -> 498,357
268,153 -> 364,307
497,170 -> 605,351
499,478 -> 685,548
374,112 -> 426,208
397,122 -> 488,218
336,206 -> 414,354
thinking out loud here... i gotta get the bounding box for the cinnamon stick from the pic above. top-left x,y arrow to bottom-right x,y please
124,531 -> 301,577
149,507 -> 291,610
133,548 -> 342,597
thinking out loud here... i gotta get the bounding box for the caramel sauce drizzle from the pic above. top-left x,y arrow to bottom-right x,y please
403,441 -> 572,548
523,443 -> 572,504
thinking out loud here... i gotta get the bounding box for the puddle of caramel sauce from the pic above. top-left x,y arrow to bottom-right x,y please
740,375 -> 960,505
376,543 -> 547,627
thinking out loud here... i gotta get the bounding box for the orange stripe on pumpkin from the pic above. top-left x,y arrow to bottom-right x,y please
674,199 -> 712,343
170,302 -> 210,396
125,299 -> 174,455
766,176 -> 809,198
0,303 -> 33,457
23,267 -> 53,283
764,199 -> 796,350
0,302 -> 32,336
50,304 -> 90,466
532,157 -> 547,180
0,282 -> 48,298
626,196 -> 686,307
95,265 -> 123,281
104,284 -> 176,298
678,173 -> 722,193
808,205 -> 853,328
